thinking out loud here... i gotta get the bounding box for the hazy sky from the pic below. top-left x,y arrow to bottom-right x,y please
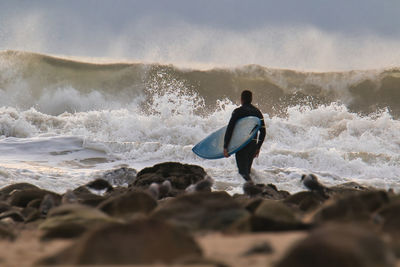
1,0 -> 400,70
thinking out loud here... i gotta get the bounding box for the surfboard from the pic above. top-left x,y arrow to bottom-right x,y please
192,116 -> 261,159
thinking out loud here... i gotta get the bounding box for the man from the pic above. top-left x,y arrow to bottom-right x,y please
223,90 -> 266,181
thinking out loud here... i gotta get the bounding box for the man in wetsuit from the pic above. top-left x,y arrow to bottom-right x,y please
223,90 -> 266,181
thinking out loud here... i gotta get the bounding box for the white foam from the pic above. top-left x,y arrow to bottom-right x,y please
0,83 -> 399,194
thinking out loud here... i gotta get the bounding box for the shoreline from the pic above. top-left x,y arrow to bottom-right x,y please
0,161 -> 398,266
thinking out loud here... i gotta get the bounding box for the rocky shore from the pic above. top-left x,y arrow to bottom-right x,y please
0,162 -> 398,267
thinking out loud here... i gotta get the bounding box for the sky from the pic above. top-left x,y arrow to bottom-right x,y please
1,0 -> 400,70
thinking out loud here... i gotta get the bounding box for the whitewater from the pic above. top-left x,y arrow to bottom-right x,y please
1,50 -> 400,195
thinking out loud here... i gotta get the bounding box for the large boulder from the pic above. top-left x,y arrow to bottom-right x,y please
131,162 -> 206,192
39,204 -> 118,239
313,191 -> 389,223
98,190 -> 157,218
100,167 -> 137,186
234,199 -> 310,232
0,183 -> 39,201
276,224 -> 395,267
38,218 -> 203,265
376,200 -> 400,237
284,191 -> 327,212
151,191 -> 249,231
8,189 -> 60,208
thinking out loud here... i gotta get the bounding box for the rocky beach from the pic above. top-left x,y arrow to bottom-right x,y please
0,161 -> 398,267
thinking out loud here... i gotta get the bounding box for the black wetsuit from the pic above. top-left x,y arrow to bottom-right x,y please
224,103 -> 266,181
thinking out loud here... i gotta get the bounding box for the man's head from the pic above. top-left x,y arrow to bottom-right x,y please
241,90 -> 252,105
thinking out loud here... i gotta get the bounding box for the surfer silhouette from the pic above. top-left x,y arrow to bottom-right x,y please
223,90 -> 266,181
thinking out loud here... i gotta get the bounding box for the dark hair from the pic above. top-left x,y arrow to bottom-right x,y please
241,90 -> 252,104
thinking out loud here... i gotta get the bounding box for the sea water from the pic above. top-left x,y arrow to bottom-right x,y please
0,51 -> 400,195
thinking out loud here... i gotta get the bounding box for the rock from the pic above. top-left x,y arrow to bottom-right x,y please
328,182 -> 373,196
85,179 -> 113,192
23,207 -> 41,223
8,189 -> 60,208
242,241 -> 273,256
0,201 -> 11,213
313,190 -> 389,223
243,182 -> 289,200
147,183 -> 159,199
41,223 -> 88,241
301,174 -> 329,198
101,167 -> 137,186
232,199 -> 310,232
0,183 -> 39,201
185,176 -> 214,193
79,195 -> 109,207
27,198 -> 42,209
158,180 -> 172,197
284,191 -> 327,212
243,182 -> 263,197
0,222 -> 16,240
98,191 -> 157,218
61,190 -> 78,204
239,199 -> 310,231
39,204 -> 118,239
276,224 -> 395,267
0,210 -> 24,222
131,162 -> 206,192
38,218 -> 203,265
376,200 -> 400,237
152,191 -> 249,231
39,194 -> 60,215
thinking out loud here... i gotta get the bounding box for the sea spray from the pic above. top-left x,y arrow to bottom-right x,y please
0,51 -> 400,194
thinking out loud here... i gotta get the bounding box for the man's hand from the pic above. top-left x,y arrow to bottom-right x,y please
223,148 -> 230,158
254,149 -> 260,158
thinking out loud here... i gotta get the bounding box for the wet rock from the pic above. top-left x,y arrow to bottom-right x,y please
0,201 -> 11,213
284,191 -> 327,212
0,210 -> 24,222
23,207 -> 41,223
233,199 -> 310,232
313,190 -> 389,223
329,182 -> 373,196
185,176 -> 214,193
72,190 -> 107,207
243,182 -> 289,200
243,182 -> 263,197
98,191 -> 157,218
101,166 -> 137,186
0,183 -> 39,201
39,204 -> 118,239
38,218 -> 203,265
276,224 -> 395,267
8,189 -> 60,208
27,198 -> 42,209
131,162 -> 206,192
85,179 -> 113,192
39,194 -> 60,215
301,174 -> 329,198
61,190 -> 78,204
152,191 -> 249,231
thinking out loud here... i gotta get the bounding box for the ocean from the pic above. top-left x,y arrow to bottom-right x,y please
0,50 -> 400,195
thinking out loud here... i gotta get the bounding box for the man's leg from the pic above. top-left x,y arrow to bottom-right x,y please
246,141 -> 258,174
235,140 -> 257,181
